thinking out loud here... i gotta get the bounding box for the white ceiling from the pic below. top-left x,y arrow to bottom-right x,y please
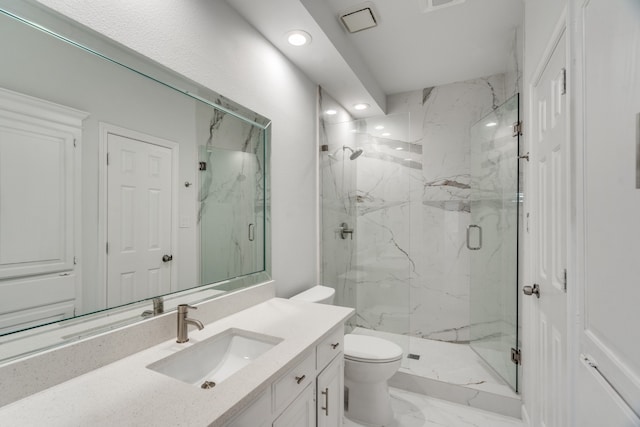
226,0 -> 523,118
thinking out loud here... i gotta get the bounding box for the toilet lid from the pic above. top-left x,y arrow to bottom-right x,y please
344,334 -> 403,363
290,285 -> 335,303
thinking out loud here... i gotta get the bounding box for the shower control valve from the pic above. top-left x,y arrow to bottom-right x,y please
339,223 -> 354,240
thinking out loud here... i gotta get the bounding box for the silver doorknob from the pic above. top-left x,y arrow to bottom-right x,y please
162,254 -> 173,262
523,284 -> 540,298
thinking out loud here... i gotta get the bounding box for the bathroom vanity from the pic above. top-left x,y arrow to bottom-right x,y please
0,294 -> 353,426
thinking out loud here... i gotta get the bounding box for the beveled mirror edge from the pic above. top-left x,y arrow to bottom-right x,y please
0,0 -> 272,362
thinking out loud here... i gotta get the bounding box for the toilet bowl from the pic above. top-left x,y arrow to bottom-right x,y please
343,334 -> 403,426
289,287 -> 402,426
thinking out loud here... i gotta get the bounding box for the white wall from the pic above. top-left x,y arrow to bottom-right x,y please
35,0 -> 319,298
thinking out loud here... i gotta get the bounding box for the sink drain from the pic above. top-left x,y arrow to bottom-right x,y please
201,381 -> 216,389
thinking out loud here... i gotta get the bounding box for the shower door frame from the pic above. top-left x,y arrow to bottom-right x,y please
468,93 -> 521,392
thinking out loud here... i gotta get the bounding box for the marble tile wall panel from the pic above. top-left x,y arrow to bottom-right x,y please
361,74 -> 508,342
198,105 -> 266,284
318,90 -> 358,325
319,74 -> 518,345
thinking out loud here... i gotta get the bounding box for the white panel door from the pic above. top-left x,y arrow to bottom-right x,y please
0,113 -> 74,279
576,0 -> 640,422
530,31 -> 568,427
107,133 -> 173,307
273,383 -> 315,427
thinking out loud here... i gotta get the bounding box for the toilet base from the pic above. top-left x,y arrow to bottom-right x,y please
344,377 -> 394,426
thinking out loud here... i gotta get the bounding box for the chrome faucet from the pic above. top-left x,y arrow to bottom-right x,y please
141,297 -> 164,318
176,304 -> 204,343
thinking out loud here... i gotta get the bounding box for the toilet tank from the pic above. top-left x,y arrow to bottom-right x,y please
290,285 -> 335,304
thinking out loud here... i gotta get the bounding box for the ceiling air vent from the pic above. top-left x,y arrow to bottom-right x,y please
339,3 -> 379,33
419,0 -> 466,13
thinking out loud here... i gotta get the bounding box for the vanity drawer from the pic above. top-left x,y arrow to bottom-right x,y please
272,351 -> 315,413
316,326 -> 344,370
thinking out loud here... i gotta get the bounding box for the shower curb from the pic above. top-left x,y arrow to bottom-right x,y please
389,370 -> 522,419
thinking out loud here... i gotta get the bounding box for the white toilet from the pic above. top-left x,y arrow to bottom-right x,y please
343,334 -> 402,426
290,285 -> 403,427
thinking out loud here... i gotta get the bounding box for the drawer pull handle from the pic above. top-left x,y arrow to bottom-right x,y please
295,375 -> 306,384
331,342 -> 340,349
321,387 -> 329,416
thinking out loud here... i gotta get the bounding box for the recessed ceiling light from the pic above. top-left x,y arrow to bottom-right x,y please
325,109 -> 337,115
405,158 -> 412,161
286,30 -> 311,46
353,103 -> 370,110
382,132 -> 391,137
395,147 -> 403,150
374,125 -> 384,130
485,122 -> 497,127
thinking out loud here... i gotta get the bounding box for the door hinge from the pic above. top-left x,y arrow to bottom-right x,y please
73,256 -> 77,265
106,152 -> 110,165
512,121 -> 523,137
73,138 -> 77,148
511,348 -> 521,365
563,268 -> 567,292
199,161 -> 207,171
561,68 -> 567,95
106,242 -> 109,254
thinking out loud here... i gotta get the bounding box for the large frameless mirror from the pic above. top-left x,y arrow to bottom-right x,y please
0,1 -> 270,361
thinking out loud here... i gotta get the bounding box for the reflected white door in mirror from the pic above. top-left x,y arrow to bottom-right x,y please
0,88 -> 88,335
103,127 -> 178,308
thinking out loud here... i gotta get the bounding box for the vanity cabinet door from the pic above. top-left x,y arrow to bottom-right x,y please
225,390 -> 271,427
273,383 -> 315,427
316,355 -> 343,427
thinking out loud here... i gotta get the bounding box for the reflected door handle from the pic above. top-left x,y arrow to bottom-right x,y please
466,225 -> 482,250
162,254 -> 173,262
523,284 -> 540,298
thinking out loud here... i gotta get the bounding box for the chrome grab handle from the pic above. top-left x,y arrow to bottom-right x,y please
248,223 -> 255,242
295,374 -> 306,384
523,284 -> 541,298
466,225 -> 482,250
321,387 -> 329,416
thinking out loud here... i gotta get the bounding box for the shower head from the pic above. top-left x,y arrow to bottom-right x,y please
343,145 -> 363,160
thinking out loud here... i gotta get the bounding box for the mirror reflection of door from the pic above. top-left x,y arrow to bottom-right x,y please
106,131 -> 176,308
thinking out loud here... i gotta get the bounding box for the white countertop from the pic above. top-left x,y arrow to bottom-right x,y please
0,298 -> 354,426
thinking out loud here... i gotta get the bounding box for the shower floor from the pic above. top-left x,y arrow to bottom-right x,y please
351,327 -> 521,419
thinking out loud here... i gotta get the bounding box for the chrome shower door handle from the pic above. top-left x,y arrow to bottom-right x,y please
248,223 -> 255,241
466,225 -> 482,250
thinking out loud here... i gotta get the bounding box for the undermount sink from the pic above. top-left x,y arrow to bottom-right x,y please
147,328 -> 282,388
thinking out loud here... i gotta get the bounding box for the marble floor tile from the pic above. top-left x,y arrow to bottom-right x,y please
343,387 -> 523,427
352,328 -> 517,398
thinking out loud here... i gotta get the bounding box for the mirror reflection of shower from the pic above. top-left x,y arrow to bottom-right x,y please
328,145 -> 364,161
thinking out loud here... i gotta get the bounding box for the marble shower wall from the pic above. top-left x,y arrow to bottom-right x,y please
319,73 -> 517,344
198,99 -> 267,286
357,74 -> 508,342
318,90 -> 359,323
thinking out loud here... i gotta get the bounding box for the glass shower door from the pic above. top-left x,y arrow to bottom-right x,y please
469,94 -> 520,390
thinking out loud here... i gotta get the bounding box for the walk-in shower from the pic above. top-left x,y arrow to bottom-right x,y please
319,80 -> 521,417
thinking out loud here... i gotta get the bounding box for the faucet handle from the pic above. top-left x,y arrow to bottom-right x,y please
177,304 -> 197,313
